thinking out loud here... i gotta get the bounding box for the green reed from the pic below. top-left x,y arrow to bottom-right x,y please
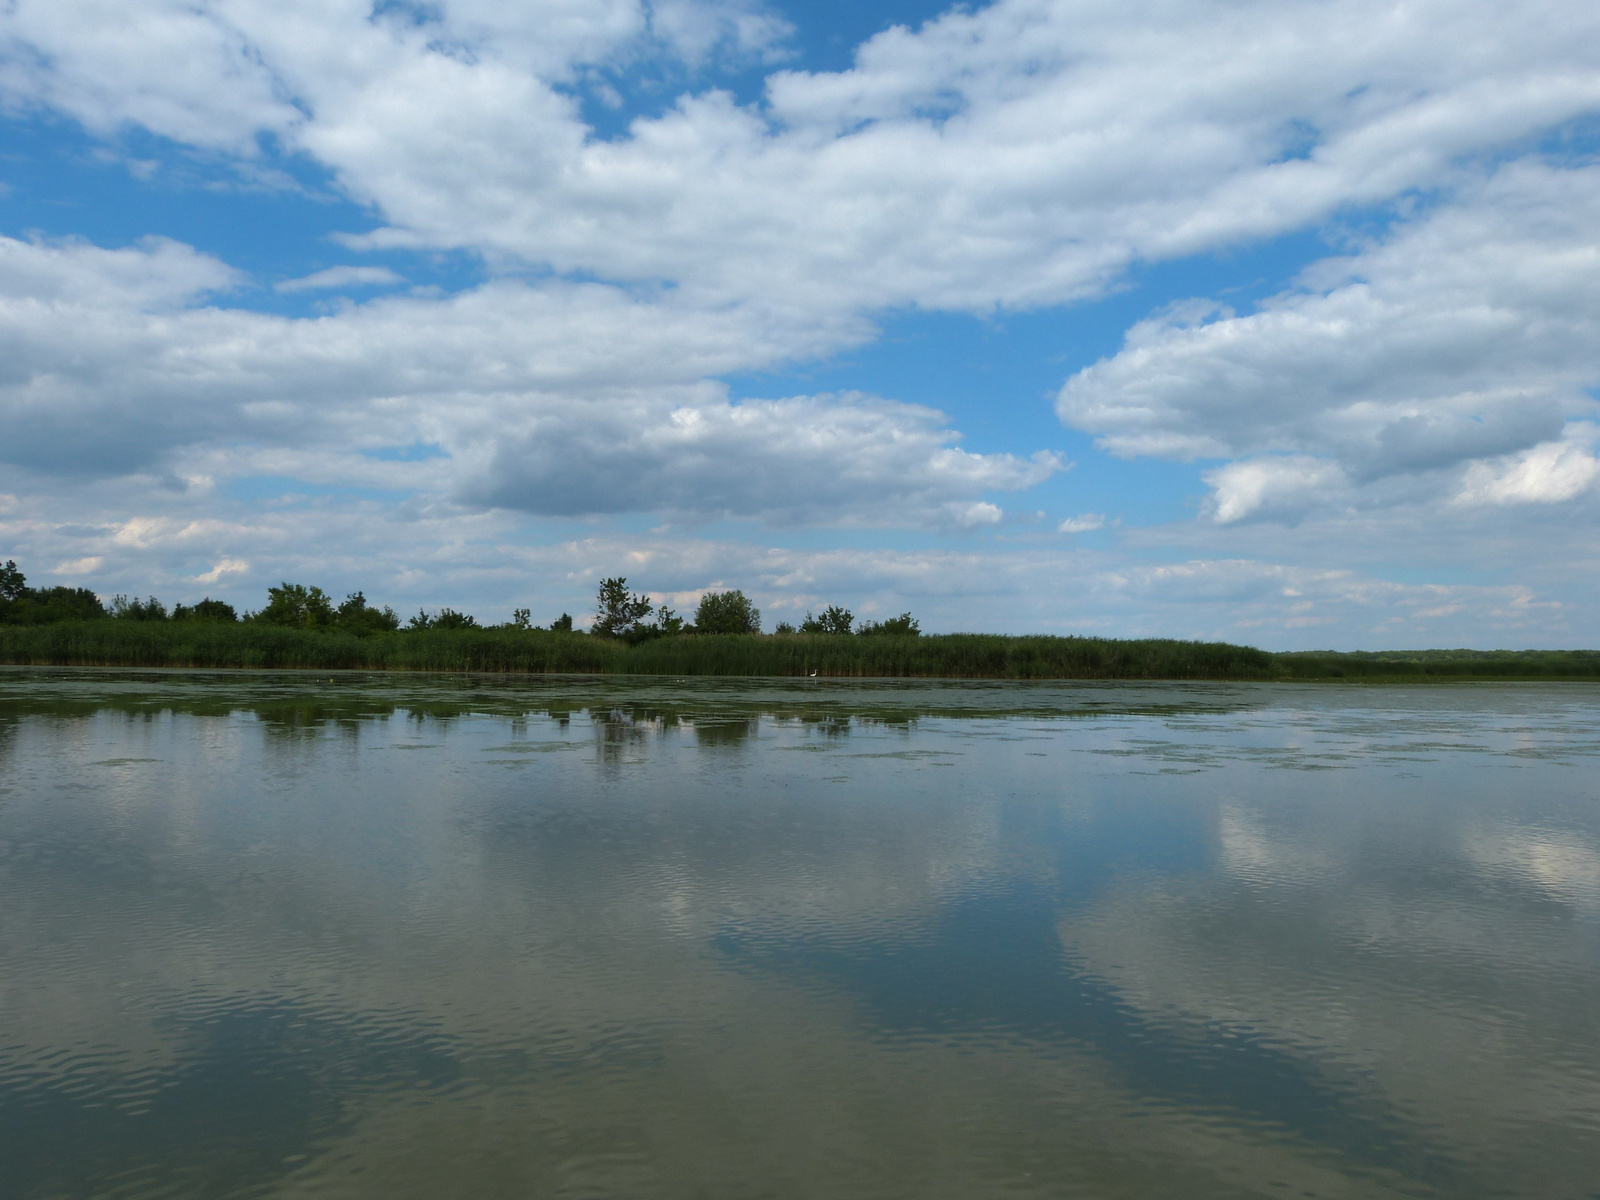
2,621 -> 1597,679
1269,648 -> 1600,679
0,622 -> 622,672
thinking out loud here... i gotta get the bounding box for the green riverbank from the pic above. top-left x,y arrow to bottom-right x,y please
2,621 -> 1598,679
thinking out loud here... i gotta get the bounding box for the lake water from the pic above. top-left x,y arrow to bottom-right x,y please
2,668 -> 1598,1199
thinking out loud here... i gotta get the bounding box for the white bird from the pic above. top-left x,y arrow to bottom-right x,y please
809,670 -> 818,677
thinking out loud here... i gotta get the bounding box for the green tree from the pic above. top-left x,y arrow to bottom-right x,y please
405,607 -> 477,630
173,598 -> 238,622
551,612 -> 574,632
256,583 -> 334,628
509,608 -> 532,630
1,578 -> 106,625
694,590 -> 761,635
336,591 -> 399,635
800,605 -> 853,635
591,577 -> 653,638
627,604 -> 684,643
36,587 -> 106,621
857,612 -> 921,637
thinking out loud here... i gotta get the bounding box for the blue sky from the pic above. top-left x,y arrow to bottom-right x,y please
1,0 -> 1598,644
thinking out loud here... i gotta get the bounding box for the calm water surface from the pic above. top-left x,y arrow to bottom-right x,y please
2,668 -> 1598,1199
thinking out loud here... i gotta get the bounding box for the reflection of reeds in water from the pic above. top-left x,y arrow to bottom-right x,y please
2,622 -> 1599,678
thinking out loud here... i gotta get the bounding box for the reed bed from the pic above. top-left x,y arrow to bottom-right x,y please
623,633 -> 1276,679
1270,648 -> 1600,679
0,623 -> 622,672
2,621 -> 1597,679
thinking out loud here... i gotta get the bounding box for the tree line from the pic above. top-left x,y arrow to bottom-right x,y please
0,562 -> 534,634
588,578 -> 917,641
0,562 -> 919,639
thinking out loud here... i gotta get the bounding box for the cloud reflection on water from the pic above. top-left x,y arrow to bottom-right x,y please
0,671 -> 1597,1198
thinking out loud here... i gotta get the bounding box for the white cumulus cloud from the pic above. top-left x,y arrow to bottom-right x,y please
1456,427 -> 1600,507
4,0 -> 1599,317
0,233 -> 1055,526
1204,458 -> 1349,526
1059,162 -> 1600,521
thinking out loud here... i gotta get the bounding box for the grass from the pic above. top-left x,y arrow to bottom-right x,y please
1,621 -> 1597,680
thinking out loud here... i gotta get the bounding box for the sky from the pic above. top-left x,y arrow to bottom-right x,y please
1,0 -> 1598,646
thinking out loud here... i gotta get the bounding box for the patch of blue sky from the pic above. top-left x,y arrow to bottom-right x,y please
568,0 -> 987,140
369,0 -> 444,27
1315,117 -> 1600,254
0,113 -> 484,314
725,227 -> 1335,527
777,0 -> 987,75
1524,113 -> 1600,173
565,56 -> 765,142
